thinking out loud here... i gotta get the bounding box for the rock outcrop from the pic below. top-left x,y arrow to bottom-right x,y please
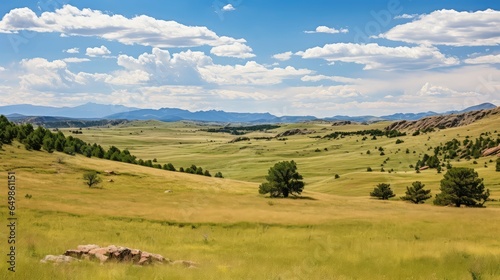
482,145 -> 500,157
386,106 -> 499,131
275,129 -> 315,137
41,244 -> 197,268
61,245 -> 166,265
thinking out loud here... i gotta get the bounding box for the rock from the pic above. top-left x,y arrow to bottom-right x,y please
482,145 -> 500,157
164,190 -> 173,193
77,244 -> 100,253
275,129 -> 315,137
386,106 -> 500,132
108,179 -> 114,182
419,166 -> 429,171
41,255 -> 79,264
138,252 -> 152,265
51,245 -> 180,266
104,170 -> 116,175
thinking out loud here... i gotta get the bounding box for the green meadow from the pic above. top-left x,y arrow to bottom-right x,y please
1,114 -> 500,279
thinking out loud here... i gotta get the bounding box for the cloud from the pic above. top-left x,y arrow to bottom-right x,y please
64,47 -> 79,54
301,75 -> 360,84
116,48 -> 308,86
222,4 -> 235,11
19,58 -> 71,90
416,82 -> 479,97
272,51 -> 293,61
199,61 -> 312,85
464,54 -> 500,65
62,57 -> 90,63
0,66 -> 5,71
86,45 -> 111,57
295,85 -> 361,100
394,13 -> 417,19
304,26 -> 348,34
0,5 -> 248,49
210,42 -> 255,59
117,48 -> 211,85
297,43 -> 459,70
380,9 -> 500,46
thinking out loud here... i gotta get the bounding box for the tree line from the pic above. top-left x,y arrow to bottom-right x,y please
323,129 -> 406,139
0,115 -> 222,178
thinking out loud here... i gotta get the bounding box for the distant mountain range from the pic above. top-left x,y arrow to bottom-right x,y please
0,102 -> 138,119
1,102 -> 496,124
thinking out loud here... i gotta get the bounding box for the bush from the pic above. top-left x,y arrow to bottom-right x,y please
367,167 -> 373,172
334,174 -> 340,179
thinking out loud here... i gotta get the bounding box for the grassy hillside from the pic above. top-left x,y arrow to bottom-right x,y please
1,113 -> 500,279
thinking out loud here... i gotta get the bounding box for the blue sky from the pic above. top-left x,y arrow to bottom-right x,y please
0,0 -> 499,117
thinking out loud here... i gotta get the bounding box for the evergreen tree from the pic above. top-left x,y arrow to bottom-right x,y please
370,183 -> 395,200
434,167 -> 489,207
259,160 -> 304,198
400,181 -> 431,204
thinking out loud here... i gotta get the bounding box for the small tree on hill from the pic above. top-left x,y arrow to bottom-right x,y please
83,171 -> 102,188
400,181 -> 431,204
259,160 -> 304,198
370,183 -> 395,200
434,167 -> 489,207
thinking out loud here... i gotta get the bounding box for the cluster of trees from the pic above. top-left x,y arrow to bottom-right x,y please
205,124 -> 280,135
370,167 -> 490,207
415,153 -> 441,170
177,164 -> 223,178
0,116 -> 223,178
323,129 -> 406,140
437,136 -> 500,160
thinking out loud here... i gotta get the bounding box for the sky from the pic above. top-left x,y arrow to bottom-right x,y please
0,0 -> 499,117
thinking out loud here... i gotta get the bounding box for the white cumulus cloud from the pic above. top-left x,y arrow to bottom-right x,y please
0,5 -> 248,49
464,54 -> 500,65
210,42 -> 255,59
86,45 -> 111,57
380,9 -> 500,46
297,43 -> 459,70
222,4 -> 235,11
304,26 -> 348,34
63,47 -> 79,54
272,51 -> 293,61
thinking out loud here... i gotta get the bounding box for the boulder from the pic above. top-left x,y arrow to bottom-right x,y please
45,245 -> 186,266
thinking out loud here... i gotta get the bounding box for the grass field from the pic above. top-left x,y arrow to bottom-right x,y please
1,114 -> 500,279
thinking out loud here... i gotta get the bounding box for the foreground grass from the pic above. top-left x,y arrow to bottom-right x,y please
1,143 -> 500,279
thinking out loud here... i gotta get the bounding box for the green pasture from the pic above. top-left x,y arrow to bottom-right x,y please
1,114 -> 500,279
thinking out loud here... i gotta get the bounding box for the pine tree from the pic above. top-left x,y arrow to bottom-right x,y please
370,183 -> 395,200
400,181 -> 431,204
